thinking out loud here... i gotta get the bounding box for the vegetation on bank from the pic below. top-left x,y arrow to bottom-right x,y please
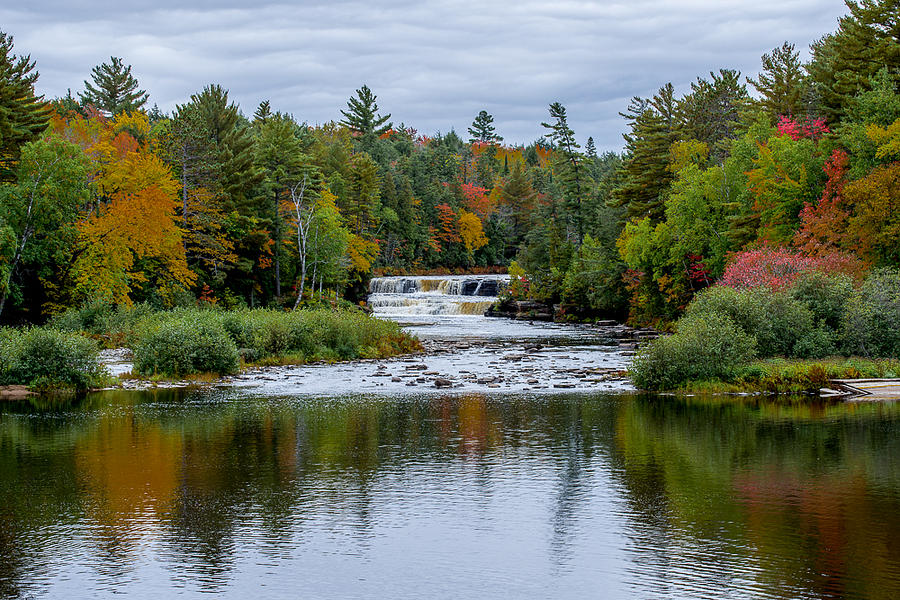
0,328 -> 106,391
0,303 -> 420,391
630,268 -> 900,392
51,303 -> 421,378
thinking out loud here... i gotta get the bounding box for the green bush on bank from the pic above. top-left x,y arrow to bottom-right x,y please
98,305 -> 422,377
132,312 -> 241,376
0,328 -> 103,390
842,268 -> 900,358
630,312 -> 757,391
631,268 -> 900,391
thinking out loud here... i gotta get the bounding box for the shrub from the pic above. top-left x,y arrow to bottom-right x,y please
719,247 -> 864,290
789,272 -> 853,330
842,268 -> 900,358
630,312 -> 757,390
686,286 -> 814,357
133,313 -> 240,376
0,328 -> 103,390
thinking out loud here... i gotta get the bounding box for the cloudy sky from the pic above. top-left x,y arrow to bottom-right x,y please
3,1 -> 847,150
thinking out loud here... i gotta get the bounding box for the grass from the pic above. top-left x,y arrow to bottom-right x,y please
648,357 -> 900,395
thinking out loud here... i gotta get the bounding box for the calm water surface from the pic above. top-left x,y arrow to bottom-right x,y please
1,388 -> 898,599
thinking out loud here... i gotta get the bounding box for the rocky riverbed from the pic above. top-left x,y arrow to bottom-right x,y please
103,316 -> 651,395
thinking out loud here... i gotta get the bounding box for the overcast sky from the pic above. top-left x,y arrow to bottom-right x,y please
3,1 -> 847,150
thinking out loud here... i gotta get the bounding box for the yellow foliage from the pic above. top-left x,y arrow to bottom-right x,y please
75,184 -> 195,304
867,119 -> 900,161
668,139 -> 709,172
458,209 -> 488,253
347,234 -> 379,274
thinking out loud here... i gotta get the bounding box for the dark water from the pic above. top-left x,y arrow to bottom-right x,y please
1,390 -> 898,599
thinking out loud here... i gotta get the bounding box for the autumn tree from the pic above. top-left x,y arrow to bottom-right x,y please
468,110 -> 503,143
0,31 -> 52,183
80,57 -> 148,116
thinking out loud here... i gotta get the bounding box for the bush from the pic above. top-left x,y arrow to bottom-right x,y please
0,328 -> 103,390
133,313 -> 240,376
842,268 -> 900,358
630,312 -> 757,390
790,272 -> 853,330
685,286 -> 814,357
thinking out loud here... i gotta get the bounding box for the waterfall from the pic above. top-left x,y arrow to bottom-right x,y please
368,275 -> 508,316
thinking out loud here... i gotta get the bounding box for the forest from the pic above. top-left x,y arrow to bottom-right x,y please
0,0 -> 899,331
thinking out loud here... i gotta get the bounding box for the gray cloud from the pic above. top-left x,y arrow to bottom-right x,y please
1,1 -> 846,150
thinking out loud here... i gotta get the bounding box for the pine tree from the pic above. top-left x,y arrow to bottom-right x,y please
747,42 -> 806,119
541,102 -> 584,240
0,31 -> 51,183
806,0 -> 900,121
187,84 -> 262,214
680,69 -> 750,163
612,84 -> 681,221
254,100 -> 272,125
340,85 -> 392,136
585,137 -> 597,159
79,56 -> 148,116
468,110 -> 503,143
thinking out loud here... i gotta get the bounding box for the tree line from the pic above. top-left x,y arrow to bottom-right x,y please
0,0 -> 899,324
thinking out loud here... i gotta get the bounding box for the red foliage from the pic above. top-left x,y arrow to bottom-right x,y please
685,254 -> 712,287
794,149 -> 850,255
719,247 -> 864,290
776,116 -> 830,141
434,203 -> 460,245
459,182 -> 493,218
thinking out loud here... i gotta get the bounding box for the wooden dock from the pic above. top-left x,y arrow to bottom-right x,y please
824,379 -> 900,401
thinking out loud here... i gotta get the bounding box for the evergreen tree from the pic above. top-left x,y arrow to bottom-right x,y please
680,69 -> 750,163
79,56 -> 148,116
585,137 -> 598,159
340,85 -> 392,136
747,42 -> 806,119
468,110 -> 503,143
187,84 -> 262,214
255,112 -> 314,299
254,100 -> 272,125
613,84 -> 680,221
541,102 -> 584,240
344,151 -> 381,236
806,0 -> 900,121
0,31 -> 51,183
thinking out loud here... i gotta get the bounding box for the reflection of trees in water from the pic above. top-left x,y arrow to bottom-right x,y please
612,395 -> 900,599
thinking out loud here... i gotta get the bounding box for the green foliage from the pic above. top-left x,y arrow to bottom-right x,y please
79,56 -> 148,116
132,311 -> 240,376
630,312 -> 757,390
0,31 -> 51,183
340,84 -> 391,138
561,235 -> 626,314
686,286 -> 814,357
842,268 -> 900,358
0,327 -> 103,389
789,272 -> 854,330
468,110 -> 502,143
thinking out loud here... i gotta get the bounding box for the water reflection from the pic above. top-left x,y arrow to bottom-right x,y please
0,391 -> 897,599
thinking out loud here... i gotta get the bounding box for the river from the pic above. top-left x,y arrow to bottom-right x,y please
1,275 -> 898,599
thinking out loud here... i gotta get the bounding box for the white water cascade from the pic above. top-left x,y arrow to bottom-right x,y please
367,275 -> 509,316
